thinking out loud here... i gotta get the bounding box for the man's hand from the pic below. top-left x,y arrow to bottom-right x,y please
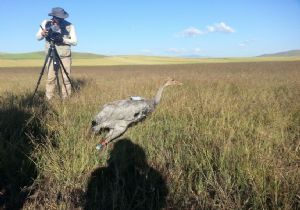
41,29 -> 48,37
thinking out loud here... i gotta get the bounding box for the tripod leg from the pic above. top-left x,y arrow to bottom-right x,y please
55,70 -> 62,99
32,48 -> 52,101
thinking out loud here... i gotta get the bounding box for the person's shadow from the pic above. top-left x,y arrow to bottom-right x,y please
85,139 -> 168,210
0,92 -> 53,209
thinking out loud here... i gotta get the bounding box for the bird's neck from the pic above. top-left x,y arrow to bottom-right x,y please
153,84 -> 167,106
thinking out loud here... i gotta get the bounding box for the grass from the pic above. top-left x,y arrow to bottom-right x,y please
0,61 -> 300,209
0,52 -> 107,60
0,55 -> 300,67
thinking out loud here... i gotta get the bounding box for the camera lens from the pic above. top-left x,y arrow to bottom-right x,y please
51,25 -> 61,33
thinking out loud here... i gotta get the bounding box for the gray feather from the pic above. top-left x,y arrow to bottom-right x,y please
91,78 -> 182,145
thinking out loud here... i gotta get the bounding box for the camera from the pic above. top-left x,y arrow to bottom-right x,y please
44,20 -> 64,44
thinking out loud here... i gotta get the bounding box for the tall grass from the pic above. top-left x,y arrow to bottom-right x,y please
0,61 -> 299,209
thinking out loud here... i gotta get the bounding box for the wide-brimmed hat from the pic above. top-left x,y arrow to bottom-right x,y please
48,7 -> 69,19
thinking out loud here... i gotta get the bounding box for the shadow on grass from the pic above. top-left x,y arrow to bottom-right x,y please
85,139 -> 168,210
72,77 -> 92,93
0,91 -> 54,209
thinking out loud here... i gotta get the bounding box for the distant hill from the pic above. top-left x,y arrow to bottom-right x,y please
0,51 -> 107,59
180,54 -> 206,58
258,50 -> 300,57
72,52 -> 107,59
0,52 -> 45,59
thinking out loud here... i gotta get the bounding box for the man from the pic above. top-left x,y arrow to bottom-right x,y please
36,7 -> 77,100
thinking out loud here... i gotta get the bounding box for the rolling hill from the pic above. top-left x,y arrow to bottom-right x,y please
258,49 -> 300,57
1,51 -> 300,68
0,51 -> 107,60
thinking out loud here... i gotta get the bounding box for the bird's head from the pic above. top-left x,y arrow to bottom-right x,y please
164,77 -> 183,87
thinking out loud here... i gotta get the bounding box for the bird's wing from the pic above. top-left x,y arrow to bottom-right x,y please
94,99 -> 153,124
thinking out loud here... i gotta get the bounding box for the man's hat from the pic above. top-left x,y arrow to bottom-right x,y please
48,7 -> 69,19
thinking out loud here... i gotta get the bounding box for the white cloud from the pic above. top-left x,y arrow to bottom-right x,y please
207,22 -> 235,33
167,48 -> 187,53
182,27 -> 204,37
180,22 -> 235,38
239,39 -> 255,47
166,48 -> 203,55
141,49 -> 152,53
193,48 -> 202,53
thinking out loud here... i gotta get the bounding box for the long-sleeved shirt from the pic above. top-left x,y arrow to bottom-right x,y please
36,20 -> 77,46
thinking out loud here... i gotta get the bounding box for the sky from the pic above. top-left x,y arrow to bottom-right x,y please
0,0 -> 300,57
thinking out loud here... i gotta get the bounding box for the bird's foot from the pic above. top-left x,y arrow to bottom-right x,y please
95,144 -> 103,150
96,141 -> 108,151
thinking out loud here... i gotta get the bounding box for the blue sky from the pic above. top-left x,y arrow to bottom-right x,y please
0,0 -> 299,57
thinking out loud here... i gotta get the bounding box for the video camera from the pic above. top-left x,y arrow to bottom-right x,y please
43,20 -> 64,44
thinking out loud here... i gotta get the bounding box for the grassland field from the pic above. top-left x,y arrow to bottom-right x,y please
0,60 -> 300,209
1,54 -> 300,68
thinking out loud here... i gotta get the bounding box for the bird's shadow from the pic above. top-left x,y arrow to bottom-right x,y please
84,138 -> 168,210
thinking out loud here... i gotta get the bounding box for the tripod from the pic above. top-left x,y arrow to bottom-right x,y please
32,40 -> 75,101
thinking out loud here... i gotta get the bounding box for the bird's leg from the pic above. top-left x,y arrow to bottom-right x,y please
106,125 -> 127,144
96,125 -> 127,150
99,139 -> 107,146
91,124 -> 102,134
96,129 -> 114,150
96,139 -> 109,151
96,140 -> 113,151
101,129 -> 114,145
96,140 -> 107,150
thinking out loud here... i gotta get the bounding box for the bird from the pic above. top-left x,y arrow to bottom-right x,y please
91,78 -> 182,150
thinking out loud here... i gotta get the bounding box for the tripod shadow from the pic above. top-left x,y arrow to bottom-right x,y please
85,139 -> 168,210
0,91 -> 52,209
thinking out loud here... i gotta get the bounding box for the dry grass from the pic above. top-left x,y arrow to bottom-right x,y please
0,61 -> 300,209
1,56 -> 300,67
